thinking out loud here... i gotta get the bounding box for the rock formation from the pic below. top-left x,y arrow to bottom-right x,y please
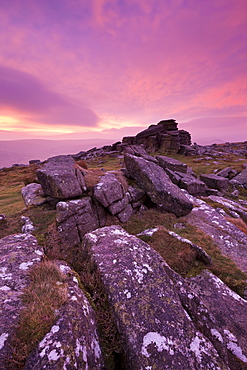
1,119 -> 247,369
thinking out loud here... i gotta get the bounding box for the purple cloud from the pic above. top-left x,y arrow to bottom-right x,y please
0,65 -> 99,126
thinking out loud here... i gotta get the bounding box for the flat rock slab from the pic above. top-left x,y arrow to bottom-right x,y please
37,155 -> 86,199
25,261 -> 104,370
124,153 -> 193,217
186,270 -> 247,369
232,166 -> 247,187
83,225 -> 225,369
184,193 -> 247,273
157,155 -> 187,173
200,174 -> 229,191
0,234 -> 44,367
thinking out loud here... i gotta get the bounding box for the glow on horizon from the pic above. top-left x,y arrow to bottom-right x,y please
0,0 -> 246,143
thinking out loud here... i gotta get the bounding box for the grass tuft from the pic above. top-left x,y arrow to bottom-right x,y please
9,261 -> 68,369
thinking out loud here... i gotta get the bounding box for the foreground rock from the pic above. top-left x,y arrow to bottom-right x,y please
184,193 -> 247,273
37,155 -> 87,199
25,261 -> 104,370
124,153 -> 193,216
83,226 -> 227,369
0,234 -> 44,367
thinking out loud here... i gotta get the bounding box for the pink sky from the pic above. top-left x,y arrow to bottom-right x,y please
0,0 -> 246,144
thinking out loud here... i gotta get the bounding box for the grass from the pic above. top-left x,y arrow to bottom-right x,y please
122,209 -> 247,296
9,261 -> 68,369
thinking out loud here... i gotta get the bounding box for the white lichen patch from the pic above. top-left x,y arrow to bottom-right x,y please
123,290 -> 132,299
208,273 -> 246,303
141,332 -> 175,358
59,264 -> 71,274
0,333 -> 9,350
91,337 -> 101,359
0,285 -> 11,291
34,249 -> 43,256
19,261 -> 34,270
48,348 -> 61,362
189,332 -> 215,363
0,267 -> 12,280
51,325 -> 60,334
210,329 -> 223,343
226,341 -> 247,363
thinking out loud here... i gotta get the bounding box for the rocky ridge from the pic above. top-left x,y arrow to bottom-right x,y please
0,119 -> 247,369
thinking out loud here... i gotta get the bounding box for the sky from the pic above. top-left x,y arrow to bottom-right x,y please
0,0 -> 246,145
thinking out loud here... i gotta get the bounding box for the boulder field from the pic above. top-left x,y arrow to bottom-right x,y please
1,119 -> 247,369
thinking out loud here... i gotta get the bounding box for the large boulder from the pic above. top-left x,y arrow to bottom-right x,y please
0,234 -> 44,367
25,261 -> 104,369
124,153 -> 193,217
56,198 -> 106,246
82,226 -> 227,369
36,155 -> 87,199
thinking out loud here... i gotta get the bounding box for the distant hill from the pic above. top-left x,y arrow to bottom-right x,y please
0,139 -> 112,168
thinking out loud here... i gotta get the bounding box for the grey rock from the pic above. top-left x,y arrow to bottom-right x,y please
21,216 -> 36,234
116,203 -> 133,223
108,193 -> 130,215
83,226 -> 226,369
185,270 -> 247,369
184,193 -> 247,273
37,155 -> 87,199
216,167 -> 237,179
56,198 -> 105,246
200,174 -> 229,191
232,166 -> 247,188
156,155 -> 187,173
21,183 -> 46,207
127,186 -> 146,203
179,175 -> 207,196
93,173 -> 124,207
25,261 -> 104,370
0,234 -> 44,367
124,145 -> 158,163
124,153 -> 193,217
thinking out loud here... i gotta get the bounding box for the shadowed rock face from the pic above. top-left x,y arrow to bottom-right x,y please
56,198 -> 106,246
83,225 -> 228,369
25,261 -> 104,370
0,234 -> 44,367
37,155 -> 87,199
124,153 -> 193,216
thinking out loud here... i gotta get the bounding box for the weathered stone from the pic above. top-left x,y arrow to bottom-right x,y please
116,203 -> 133,223
208,195 -> 247,223
127,186 -> 146,203
21,183 -> 46,207
124,145 -> 158,163
200,173 -> 229,191
21,216 -> 36,234
56,198 -> 104,246
0,234 -> 44,367
216,167 -> 237,179
36,155 -> 87,199
179,175 -> 207,196
29,159 -> 41,164
93,173 -> 124,207
25,261 -> 104,370
185,270 -> 247,369
108,193 -> 130,215
124,153 -> 193,217
156,155 -> 187,173
83,226 -> 226,369
184,193 -> 247,273
232,166 -> 247,188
